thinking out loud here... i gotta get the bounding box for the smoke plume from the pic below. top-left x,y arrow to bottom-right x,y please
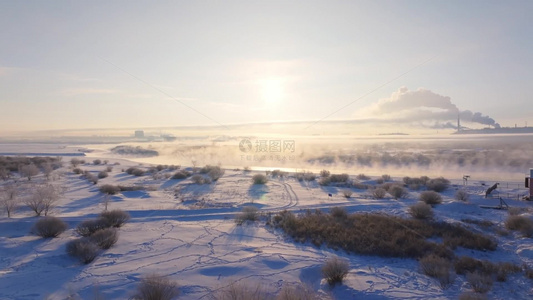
356,87 -> 500,129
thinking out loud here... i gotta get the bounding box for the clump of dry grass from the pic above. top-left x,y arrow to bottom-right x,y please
273,210 -> 495,259
505,215 -> 533,237
371,187 -> 387,199
419,191 -> 442,205
409,202 -> 433,220
455,190 -> 470,202
235,206 -> 259,225
216,281 -> 268,300
322,257 -> 350,286
419,254 -> 454,289
466,271 -> 493,293
133,274 -> 179,300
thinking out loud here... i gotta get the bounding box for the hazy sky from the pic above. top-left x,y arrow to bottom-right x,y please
1,0 -> 531,134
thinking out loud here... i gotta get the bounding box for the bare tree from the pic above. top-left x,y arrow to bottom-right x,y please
43,162 -> 54,181
25,184 -> 62,216
0,184 -> 19,218
19,164 -> 40,181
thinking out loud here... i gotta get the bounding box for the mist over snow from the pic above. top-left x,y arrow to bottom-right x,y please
354,87 -> 501,129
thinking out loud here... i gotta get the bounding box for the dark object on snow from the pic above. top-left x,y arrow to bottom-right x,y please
485,183 -> 499,198
328,193 -> 332,197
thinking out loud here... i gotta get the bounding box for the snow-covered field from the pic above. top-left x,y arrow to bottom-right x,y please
1,144 -> 532,299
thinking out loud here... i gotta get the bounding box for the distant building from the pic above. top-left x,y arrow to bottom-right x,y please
135,130 -> 144,138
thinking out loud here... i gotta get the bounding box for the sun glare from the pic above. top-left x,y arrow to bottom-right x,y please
260,78 -> 284,105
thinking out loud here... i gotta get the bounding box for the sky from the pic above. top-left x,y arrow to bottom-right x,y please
0,0 -> 532,135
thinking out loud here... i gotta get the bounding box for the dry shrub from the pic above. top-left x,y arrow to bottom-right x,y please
458,292 -> 487,300
427,177 -> 450,192
356,174 -> 370,180
66,238 -> 99,264
419,254 -> 454,289
76,218 -> 111,237
273,210 -> 495,259
505,215 -> 533,237
508,207 -> 526,216
454,256 -> 484,275
235,206 -> 259,225
419,191 -> 442,205
276,283 -> 319,300
466,271 -> 493,293
341,189 -> 353,198
33,216 -> 67,238
525,266 -> 533,279
100,184 -> 120,195
98,171 -> 108,179
133,274 -> 179,300
322,257 -> 349,286
318,177 -> 330,186
191,174 -> 206,184
217,282 -> 268,300
171,170 -> 191,179
252,174 -> 268,184
381,174 -> 391,181
495,262 -> 521,282
329,173 -> 349,183
455,190 -> 470,202
320,170 -> 330,177
90,228 -> 119,249
409,202 -> 433,220
372,187 -> 386,199
330,207 -> 348,220
100,209 -> 130,227
389,185 -> 408,199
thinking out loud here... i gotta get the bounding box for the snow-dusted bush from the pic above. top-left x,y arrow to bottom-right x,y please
505,215 -> 533,237
217,281 -> 267,300
100,209 -> 130,228
466,271 -> 493,293
455,189 -> 469,202
419,254 -> 454,289
235,206 -> 259,225
329,173 -> 349,183
133,274 -> 179,300
276,283 -> 320,300
341,189 -> 353,198
191,174 -> 206,184
171,170 -> 191,179
322,257 -> 349,286
389,185 -> 408,199
372,187 -> 387,199
66,238 -> 99,264
419,191 -> 442,205
409,202 -> 433,219
356,173 -> 370,180
98,171 -> 108,179
90,228 -> 118,249
426,177 -> 450,192
100,184 -> 120,195
76,218 -> 111,237
381,174 -> 391,181
126,167 -> 145,176
33,216 -> 67,238
252,174 -> 268,184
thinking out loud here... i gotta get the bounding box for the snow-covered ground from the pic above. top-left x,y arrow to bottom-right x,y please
0,145 -> 532,299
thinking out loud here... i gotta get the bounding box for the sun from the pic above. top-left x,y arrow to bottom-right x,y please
260,78 -> 284,105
